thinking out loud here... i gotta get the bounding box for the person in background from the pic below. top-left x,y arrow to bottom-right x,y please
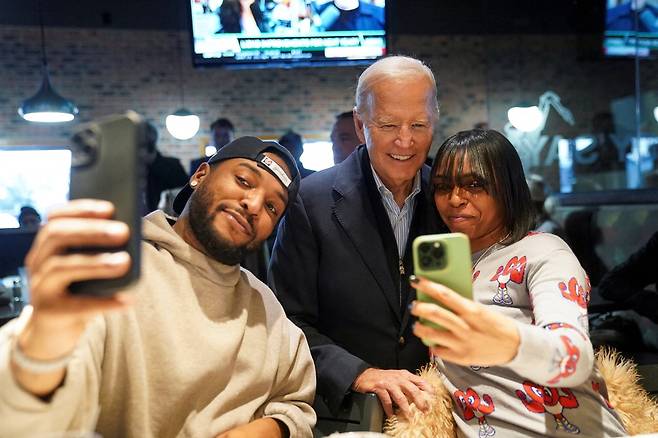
330,111 -> 361,164
599,230 -> 658,324
189,118 -> 236,176
318,0 -> 385,31
263,129 -> 315,259
143,121 -> 189,214
564,209 -> 608,287
269,55 -> 445,418
17,206 -> 41,230
278,130 -> 315,178
526,173 -> 565,239
0,137 -> 316,438
411,129 -> 626,437
218,0 -> 269,34
606,0 -> 658,33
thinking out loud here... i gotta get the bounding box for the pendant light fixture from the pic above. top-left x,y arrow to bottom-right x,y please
166,107 -> 200,141
166,18 -> 199,141
18,0 -> 78,123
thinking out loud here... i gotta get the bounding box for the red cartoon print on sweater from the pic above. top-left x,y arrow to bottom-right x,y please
558,276 -> 591,329
547,335 -> 581,384
490,256 -> 526,306
516,381 -> 581,434
454,388 -> 496,437
473,270 -> 481,282
559,277 -> 590,309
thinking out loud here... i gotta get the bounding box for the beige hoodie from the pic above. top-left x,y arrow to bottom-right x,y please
0,211 -> 316,438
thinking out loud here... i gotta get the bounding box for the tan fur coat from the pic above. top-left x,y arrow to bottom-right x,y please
384,348 -> 658,437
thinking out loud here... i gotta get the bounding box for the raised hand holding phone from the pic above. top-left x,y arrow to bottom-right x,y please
410,233 -> 520,366
14,200 -> 135,396
11,112 -> 146,396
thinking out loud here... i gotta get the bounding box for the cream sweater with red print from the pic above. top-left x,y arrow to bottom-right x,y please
436,232 -> 626,438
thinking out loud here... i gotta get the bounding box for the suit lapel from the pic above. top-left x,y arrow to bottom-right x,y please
332,147 -> 401,323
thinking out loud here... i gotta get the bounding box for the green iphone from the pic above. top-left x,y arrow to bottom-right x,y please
412,233 -> 473,345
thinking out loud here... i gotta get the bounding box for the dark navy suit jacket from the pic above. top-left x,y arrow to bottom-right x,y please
268,145 -> 445,412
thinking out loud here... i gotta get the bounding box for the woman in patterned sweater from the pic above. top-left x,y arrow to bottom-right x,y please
410,129 -> 626,437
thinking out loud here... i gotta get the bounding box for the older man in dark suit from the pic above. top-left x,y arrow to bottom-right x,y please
268,55 -> 446,418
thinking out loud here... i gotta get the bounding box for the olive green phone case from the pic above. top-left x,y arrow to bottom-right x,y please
412,233 -> 473,345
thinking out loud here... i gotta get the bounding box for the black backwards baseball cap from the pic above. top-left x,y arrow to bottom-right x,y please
173,136 -> 300,215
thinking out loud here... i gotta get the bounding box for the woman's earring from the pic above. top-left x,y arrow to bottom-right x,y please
190,181 -> 197,188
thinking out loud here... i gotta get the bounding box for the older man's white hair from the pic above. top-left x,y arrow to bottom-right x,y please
354,55 -> 439,122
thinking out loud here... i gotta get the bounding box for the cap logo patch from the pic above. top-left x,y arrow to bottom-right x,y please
260,156 -> 291,188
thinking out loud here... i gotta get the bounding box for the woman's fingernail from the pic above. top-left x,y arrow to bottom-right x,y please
409,275 -> 419,284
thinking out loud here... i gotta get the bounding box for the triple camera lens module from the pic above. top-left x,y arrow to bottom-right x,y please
70,126 -> 100,168
419,241 -> 445,269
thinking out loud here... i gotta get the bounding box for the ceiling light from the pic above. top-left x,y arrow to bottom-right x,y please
166,108 -> 200,140
166,10 -> 199,141
654,105 -> 658,123
19,72 -> 78,122
18,0 -> 78,123
205,145 -> 217,157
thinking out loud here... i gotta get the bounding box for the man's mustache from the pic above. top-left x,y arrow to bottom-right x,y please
215,203 -> 255,230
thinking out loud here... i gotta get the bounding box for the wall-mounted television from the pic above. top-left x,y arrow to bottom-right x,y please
188,0 -> 388,68
603,0 -> 658,57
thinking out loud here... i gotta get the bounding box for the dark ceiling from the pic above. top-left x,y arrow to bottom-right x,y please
0,0 -> 604,35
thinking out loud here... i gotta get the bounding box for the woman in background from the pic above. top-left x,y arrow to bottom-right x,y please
218,0 -> 267,34
410,129 -> 626,437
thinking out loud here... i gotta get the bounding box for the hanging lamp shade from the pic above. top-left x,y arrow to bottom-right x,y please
18,71 -> 79,123
507,101 -> 543,132
166,108 -> 200,140
165,24 -> 199,141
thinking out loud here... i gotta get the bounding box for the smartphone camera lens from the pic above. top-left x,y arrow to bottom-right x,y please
70,127 -> 99,168
431,242 -> 444,261
421,256 -> 432,267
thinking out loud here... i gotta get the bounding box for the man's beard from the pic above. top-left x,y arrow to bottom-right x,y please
188,185 -> 256,266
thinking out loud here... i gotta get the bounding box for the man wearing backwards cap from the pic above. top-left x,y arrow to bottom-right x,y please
0,136 -> 316,438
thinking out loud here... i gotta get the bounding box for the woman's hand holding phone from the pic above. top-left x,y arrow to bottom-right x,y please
410,275 -> 520,367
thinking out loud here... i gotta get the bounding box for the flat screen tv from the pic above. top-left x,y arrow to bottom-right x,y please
188,0 -> 388,68
603,0 -> 658,57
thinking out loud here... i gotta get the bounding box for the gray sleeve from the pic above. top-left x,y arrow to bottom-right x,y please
0,311 -> 106,436
506,236 -> 594,387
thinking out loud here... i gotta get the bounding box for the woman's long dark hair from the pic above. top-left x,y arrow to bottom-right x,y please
430,129 -> 534,245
